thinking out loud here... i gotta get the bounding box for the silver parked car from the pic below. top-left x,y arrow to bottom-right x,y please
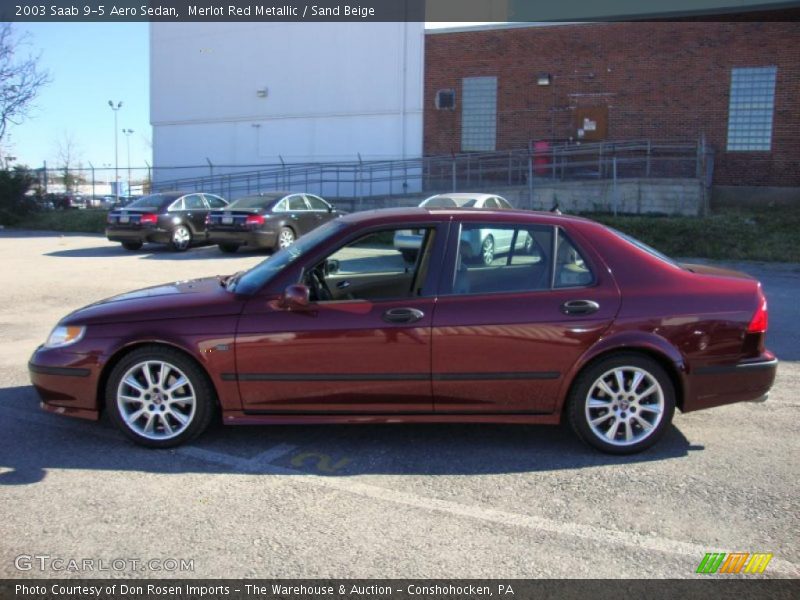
393,193 -> 515,264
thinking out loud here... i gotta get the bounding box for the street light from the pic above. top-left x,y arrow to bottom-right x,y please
122,128 -> 134,196
108,100 -> 122,203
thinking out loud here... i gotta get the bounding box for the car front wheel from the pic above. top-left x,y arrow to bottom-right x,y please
481,235 -> 495,266
105,346 -> 215,448
170,225 -> 192,252
567,353 -> 675,454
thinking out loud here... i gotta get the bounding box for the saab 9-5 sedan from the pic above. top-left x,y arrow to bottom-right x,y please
29,208 -> 776,454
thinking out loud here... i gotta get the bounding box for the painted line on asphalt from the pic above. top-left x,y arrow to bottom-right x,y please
4,405 -> 798,576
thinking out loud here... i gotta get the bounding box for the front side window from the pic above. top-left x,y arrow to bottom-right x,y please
727,66 -> 777,151
451,224 -> 552,295
306,227 -> 435,302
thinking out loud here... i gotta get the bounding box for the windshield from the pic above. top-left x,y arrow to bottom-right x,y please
609,228 -> 682,269
229,194 -> 284,210
125,193 -> 174,211
231,219 -> 347,294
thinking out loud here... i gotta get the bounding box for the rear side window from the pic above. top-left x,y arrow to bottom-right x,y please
554,230 -> 594,288
288,195 -> 309,211
184,194 -> 206,210
451,224 -> 553,295
305,195 -> 330,211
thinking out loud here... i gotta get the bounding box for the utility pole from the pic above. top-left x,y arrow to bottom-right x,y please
108,100 -> 123,204
122,128 -> 134,195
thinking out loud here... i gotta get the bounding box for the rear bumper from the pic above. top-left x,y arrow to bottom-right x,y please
106,227 -> 172,245
683,354 -> 777,412
208,229 -> 277,249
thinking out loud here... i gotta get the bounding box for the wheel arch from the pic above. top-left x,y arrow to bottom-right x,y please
96,340 -> 220,415
558,336 -> 687,417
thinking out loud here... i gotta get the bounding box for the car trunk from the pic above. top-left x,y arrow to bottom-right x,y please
207,209 -> 263,231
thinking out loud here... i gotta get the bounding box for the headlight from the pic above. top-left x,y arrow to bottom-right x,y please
44,325 -> 86,349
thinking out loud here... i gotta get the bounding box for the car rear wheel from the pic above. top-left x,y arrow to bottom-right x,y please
106,346 -> 215,448
218,243 -> 239,254
277,227 -> 295,250
170,225 -> 192,252
567,353 -> 675,454
121,241 -> 142,251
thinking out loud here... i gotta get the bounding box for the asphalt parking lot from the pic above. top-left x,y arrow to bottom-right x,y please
0,230 -> 798,579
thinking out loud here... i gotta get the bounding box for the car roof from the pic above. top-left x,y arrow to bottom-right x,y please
428,193 -> 501,200
339,206 -> 595,228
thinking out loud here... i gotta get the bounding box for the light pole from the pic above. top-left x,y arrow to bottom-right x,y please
108,100 -> 122,203
122,128 -> 134,196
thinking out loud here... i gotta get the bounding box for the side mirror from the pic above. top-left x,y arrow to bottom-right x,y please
279,284 -> 310,310
328,205 -> 334,213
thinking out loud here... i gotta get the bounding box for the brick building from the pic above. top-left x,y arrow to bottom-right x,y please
424,22 -> 800,197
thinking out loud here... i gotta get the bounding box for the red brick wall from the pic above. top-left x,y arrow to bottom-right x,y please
424,22 -> 800,186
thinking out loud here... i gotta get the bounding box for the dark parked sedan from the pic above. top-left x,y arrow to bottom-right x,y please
30,208 -> 776,453
106,191 -> 228,251
206,191 -> 342,253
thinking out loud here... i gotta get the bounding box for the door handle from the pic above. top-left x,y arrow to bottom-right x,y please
560,299 -> 600,315
336,280 -> 350,289
382,307 -> 424,324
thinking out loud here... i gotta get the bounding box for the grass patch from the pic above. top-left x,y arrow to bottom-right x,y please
12,209 -> 108,234
586,204 -> 800,263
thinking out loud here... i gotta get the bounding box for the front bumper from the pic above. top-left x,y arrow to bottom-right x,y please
28,345 -> 101,421
683,354 -> 778,412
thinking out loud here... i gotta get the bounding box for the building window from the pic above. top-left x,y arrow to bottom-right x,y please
727,67 -> 777,152
435,89 -> 456,110
461,76 -> 497,152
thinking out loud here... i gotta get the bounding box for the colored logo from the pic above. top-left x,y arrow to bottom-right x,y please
696,552 -> 773,574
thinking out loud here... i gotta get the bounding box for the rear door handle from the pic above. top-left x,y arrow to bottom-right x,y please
382,307 -> 424,324
561,299 -> 600,315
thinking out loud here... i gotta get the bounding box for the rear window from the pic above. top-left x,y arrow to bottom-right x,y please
609,228 -> 682,269
229,195 -> 282,210
126,193 -> 174,211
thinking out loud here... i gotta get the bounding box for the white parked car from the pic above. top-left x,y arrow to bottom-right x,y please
394,193 -> 516,265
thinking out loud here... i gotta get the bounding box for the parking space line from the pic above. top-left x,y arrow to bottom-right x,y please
3,404 -> 797,576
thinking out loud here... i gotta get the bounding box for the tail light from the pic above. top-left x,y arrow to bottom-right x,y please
205,215 -> 212,225
140,213 -> 158,225
747,298 -> 768,334
246,214 -> 265,226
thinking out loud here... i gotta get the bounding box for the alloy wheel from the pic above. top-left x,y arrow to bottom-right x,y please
481,236 -> 495,266
584,366 -> 665,447
278,229 -> 295,249
172,226 -> 191,251
116,360 -> 196,441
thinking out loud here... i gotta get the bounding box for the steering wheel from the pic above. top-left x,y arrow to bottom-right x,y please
308,266 -> 333,302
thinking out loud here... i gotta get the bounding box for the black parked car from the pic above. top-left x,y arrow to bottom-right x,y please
206,191 -> 342,253
106,191 -> 228,252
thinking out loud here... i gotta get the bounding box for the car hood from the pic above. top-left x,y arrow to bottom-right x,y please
62,276 -> 245,325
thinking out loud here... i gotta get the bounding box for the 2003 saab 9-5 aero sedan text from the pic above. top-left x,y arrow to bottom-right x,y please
29,208 -> 777,454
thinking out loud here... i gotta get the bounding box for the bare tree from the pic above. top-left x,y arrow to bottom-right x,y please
0,23 -> 50,143
56,131 -> 81,192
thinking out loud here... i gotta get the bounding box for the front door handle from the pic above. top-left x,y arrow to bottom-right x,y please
336,280 -> 350,289
561,299 -> 600,315
382,307 -> 424,324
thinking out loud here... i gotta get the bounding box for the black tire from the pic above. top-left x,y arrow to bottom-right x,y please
218,243 -> 239,254
170,225 -> 192,252
567,353 -> 675,455
400,249 -> 418,264
121,241 -> 143,251
105,345 -> 216,448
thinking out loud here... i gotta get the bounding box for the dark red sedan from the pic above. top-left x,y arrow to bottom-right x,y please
29,208 -> 776,454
